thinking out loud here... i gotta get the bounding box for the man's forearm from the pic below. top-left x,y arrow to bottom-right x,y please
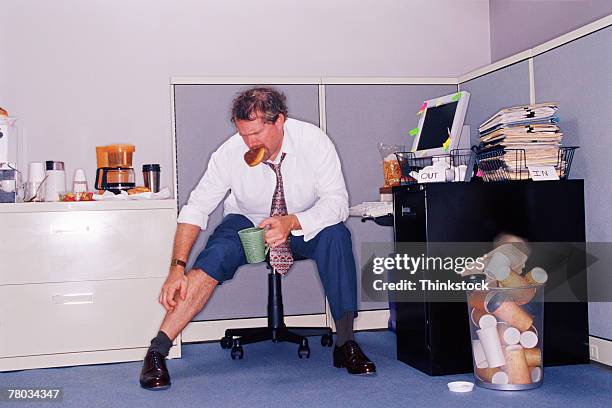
170,223 -> 201,273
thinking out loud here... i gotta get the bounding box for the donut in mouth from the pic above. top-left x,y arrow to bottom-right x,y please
244,145 -> 270,167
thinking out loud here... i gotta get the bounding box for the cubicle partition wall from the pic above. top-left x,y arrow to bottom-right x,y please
459,61 -> 531,146
324,84 -> 456,312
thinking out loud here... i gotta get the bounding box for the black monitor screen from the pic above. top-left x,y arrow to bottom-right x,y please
417,101 -> 458,150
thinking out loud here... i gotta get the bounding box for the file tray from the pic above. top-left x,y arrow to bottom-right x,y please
475,146 -> 578,182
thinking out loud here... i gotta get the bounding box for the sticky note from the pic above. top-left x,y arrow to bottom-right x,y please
451,92 -> 461,102
409,127 -> 419,136
436,98 -> 443,107
417,102 -> 427,115
442,136 -> 451,151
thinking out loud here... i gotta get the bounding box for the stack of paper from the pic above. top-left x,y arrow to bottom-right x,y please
478,103 -> 562,179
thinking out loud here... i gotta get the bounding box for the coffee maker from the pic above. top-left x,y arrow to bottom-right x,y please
95,144 -> 136,194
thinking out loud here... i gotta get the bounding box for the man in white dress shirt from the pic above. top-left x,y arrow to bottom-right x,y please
140,87 -> 376,390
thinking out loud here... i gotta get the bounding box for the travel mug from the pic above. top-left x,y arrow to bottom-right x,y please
142,164 -> 160,193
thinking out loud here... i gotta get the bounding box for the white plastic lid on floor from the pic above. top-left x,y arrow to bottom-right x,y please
447,381 -> 475,392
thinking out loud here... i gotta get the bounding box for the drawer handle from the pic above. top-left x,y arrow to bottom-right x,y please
52,293 -> 94,305
50,224 -> 91,234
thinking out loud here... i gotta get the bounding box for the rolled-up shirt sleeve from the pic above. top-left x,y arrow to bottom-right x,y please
294,130 -> 349,241
177,149 -> 230,230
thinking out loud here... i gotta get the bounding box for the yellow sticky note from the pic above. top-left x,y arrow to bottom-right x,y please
442,136 -> 451,151
436,98 -> 443,107
451,92 -> 461,102
409,127 -> 419,136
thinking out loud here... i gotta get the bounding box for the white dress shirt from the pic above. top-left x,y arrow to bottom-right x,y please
177,118 -> 349,241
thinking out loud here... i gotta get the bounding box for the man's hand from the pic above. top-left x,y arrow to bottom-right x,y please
259,214 -> 301,247
159,267 -> 188,311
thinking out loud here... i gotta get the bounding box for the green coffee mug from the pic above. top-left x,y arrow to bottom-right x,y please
238,227 -> 270,263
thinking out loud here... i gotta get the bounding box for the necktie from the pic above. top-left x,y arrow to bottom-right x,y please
263,153 -> 294,275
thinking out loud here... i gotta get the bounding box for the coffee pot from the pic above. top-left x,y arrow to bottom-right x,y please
95,144 -> 136,194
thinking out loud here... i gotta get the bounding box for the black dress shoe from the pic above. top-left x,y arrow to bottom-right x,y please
333,340 -> 376,375
139,349 -> 171,390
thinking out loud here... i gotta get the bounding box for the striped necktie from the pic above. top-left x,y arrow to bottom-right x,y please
263,153 -> 294,275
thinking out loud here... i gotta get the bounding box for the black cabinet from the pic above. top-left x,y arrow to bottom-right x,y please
392,180 -> 589,375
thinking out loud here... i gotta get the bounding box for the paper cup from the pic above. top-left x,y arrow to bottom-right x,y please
498,323 -> 521,345
479,314 -> 498,329
486,292 -> 533,332
469,290 -> 489,312
28,162 -> 46,183
472,340 -> 489,368
505,345 -> 532,384
524,347 -> 542,367
498,270 -> 528,288
476,326 -> 506,368
525,267 -> 548,284
530,367 -> 542,382
520,330 -> 539,349
492,371 -> 509,384
484,252 -> 510,279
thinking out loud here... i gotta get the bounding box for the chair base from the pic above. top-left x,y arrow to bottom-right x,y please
220,269 -> 334,359
221,326 -> 334,359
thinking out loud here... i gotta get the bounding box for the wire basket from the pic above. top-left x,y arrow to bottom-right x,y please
475,146 -> 578,182
395,149 -> 476,184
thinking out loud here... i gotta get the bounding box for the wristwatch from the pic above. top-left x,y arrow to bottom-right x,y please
170,258 -> 187,268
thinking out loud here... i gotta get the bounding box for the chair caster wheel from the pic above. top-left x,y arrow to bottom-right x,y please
220,336 -> 233,349
298,345 -> 311,359
321,334 -> 333,347
231,346 -> 244,360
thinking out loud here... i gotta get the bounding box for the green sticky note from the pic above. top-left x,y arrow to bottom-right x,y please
409,127 -> 419,136
451,92 -> 461,102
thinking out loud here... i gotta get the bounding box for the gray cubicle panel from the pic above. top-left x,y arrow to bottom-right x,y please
533,26 -> 612,340
324,84 -> 456,311
460,61 -> 531,146
174,84 -> 326,321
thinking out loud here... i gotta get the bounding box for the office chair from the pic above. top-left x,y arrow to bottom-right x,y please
220,255 -> 334,359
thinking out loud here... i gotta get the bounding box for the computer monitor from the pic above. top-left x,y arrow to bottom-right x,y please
411,91 -> 470,157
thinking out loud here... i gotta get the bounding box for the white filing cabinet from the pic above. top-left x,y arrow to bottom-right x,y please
0,200 -> 180,371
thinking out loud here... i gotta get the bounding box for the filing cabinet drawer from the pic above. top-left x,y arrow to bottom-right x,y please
0,278 -> 166,358
0,209 -> 175,285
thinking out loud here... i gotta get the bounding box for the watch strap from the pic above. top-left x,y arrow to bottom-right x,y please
170,258 -> 187,268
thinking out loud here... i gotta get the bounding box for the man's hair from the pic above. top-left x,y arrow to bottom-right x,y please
231,87 -> 288,124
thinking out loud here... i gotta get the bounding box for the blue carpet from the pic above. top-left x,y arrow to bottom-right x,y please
2,331 -> 610,408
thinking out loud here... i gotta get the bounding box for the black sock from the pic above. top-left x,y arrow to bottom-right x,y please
335,311 -> 355,347
149,330 -> 173,357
